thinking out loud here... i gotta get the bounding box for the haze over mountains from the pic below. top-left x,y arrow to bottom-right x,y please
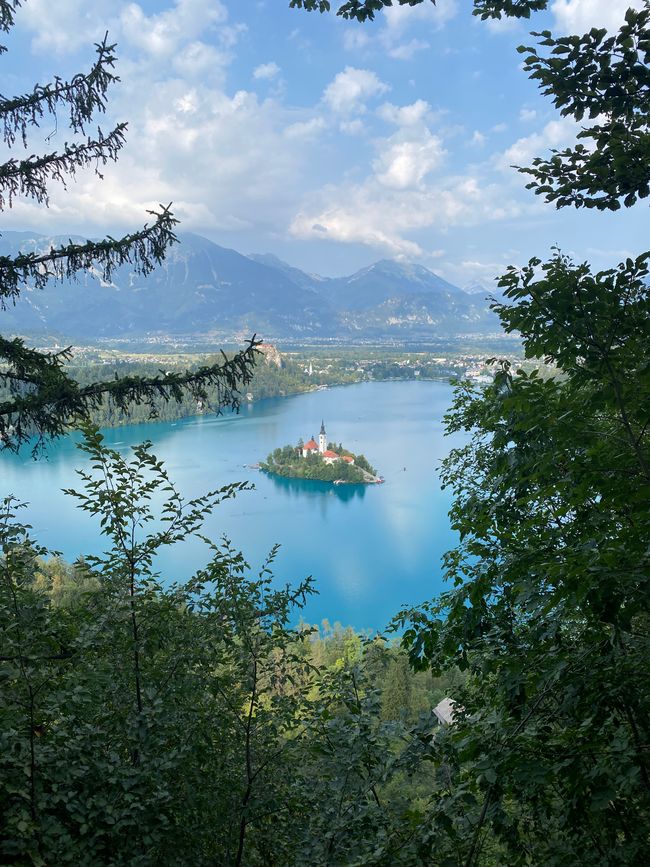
1,231 -> 501,341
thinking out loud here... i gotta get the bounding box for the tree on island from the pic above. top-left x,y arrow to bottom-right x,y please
294,0 -> 650,861
0,1 -> 257,453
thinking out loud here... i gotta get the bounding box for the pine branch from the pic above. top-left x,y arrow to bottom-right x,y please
0,32 -> 119,147
0,338 -> 261,454
0,123 -> 127,208
0,0 -> 19,54
0,204 -> 178,305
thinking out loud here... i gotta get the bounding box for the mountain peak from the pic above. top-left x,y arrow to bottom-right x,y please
1,230 -> 499,339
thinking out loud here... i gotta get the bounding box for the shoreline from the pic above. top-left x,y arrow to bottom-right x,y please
83,376 -> 456,433
260,467 -> 384,487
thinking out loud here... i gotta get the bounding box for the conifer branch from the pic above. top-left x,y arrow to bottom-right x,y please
0,32 -> 119,147
0,123 -> 128,208
0,337 -> 261,454
0,205 -> 178,305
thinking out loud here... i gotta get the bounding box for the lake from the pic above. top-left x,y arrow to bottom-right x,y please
1,381 -> 462,631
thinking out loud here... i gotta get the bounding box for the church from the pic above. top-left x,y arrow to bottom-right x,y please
301,421 -> 354,465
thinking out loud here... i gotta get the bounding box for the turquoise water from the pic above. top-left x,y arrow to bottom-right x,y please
1,381 -> 461,631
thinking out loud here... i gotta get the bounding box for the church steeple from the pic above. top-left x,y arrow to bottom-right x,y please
318,420 -> 327,454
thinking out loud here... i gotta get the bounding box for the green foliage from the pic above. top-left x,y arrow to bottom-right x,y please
0,353 -> 364,432
354,453 -> 375,474
0,348 -> 485,433
394,158 -> 650,867
32,556 -> 100,609
396,275 -> 650,857
296,0 -> 650,859
518,4 -> 650,209
380,652 -> 412,721
1,428 -> 462,865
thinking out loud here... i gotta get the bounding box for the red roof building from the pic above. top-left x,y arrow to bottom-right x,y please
322,450 -> 339,460
341,455 -> 354,464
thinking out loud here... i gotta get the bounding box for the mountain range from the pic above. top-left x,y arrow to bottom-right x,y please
0,231 -> 501,340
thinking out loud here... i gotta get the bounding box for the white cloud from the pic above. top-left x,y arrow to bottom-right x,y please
7,0 -> 332,243
342,29 -> 371,51
519,108 -> 537,123
291,109 -> 522,258
374,132 -> 445,189
552,0 -> 645,32
119,0 -> 228,58
19,0 -> 115,53
471,130 -> 486,146
10,0 -> 602,275
382,0 -> 458,34
291,172 -> 522,258
253,61 -> 280,81
377,100 -> 431,127
291,201 -> 425,258
387,38 -> 430,60
8,0 -> 333,243
456,259 -> 509,286
340,119 -> 365,135
342,0 -> 456,62
500,117 -> 577,169
174,90 -> 199,114
484,14 -> 521,34
173,41 -> 229,77
284,117 -> 327,140
323,67 -> 389,114
17,0 -> 236,70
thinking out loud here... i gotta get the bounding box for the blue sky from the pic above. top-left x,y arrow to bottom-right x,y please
3,0 -> 647,286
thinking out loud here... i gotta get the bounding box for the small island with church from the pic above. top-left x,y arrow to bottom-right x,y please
260,421 -> 383,485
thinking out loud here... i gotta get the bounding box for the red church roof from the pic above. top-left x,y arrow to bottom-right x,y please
304,439 -> 318,450
322,450 -> 339,459
341,455 -> 354,463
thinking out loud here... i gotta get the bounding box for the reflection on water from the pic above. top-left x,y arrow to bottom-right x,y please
265,473 -> 368,503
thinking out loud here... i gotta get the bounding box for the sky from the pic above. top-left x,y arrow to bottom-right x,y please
3,0 -> 647,286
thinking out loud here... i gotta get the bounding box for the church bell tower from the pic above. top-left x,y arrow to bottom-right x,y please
319,420 -> 327,454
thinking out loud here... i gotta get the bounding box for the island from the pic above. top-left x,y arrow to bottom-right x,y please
260,421 -> 382,485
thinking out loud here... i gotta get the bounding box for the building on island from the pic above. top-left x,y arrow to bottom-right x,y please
300,421 -> 354,465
